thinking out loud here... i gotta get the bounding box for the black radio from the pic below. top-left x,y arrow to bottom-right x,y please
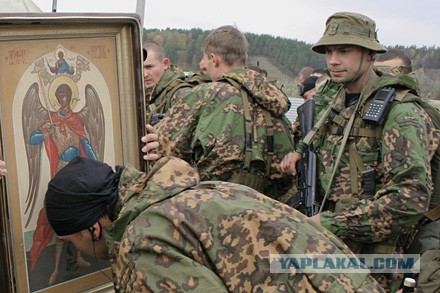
363,87 -> 396,125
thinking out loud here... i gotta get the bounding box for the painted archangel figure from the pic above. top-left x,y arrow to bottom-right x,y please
22,50 -> 105,285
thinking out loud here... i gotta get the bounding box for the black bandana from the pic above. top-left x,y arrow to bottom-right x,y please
45,156 -> 124,236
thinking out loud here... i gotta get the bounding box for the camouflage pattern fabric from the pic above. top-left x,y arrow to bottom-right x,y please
154,68 -> 295,200
185,71 -> 212,86
147,64 -> 193,114
306,71 -> 439,290
105,156 -> 384,292
373,65 -> 411,76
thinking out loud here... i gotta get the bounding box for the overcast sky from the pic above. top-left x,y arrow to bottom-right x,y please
30,0 -> 439,48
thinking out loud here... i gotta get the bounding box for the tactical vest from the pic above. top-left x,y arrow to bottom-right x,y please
325,89 -> 440,216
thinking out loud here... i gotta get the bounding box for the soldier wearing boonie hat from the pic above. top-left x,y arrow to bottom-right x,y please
312,12 -> 387,54
281,11 -> 439,292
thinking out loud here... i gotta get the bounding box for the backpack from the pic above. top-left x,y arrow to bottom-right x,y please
220,77 -> 274,193
218,76 -> 294,199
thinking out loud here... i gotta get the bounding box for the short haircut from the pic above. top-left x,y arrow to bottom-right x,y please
203,25 -> 248,67
297,66 -> 314,82
143,40 -> 167,60
316,74 -> 331,88
311,68 -> 327,76
375,48 -> 412,73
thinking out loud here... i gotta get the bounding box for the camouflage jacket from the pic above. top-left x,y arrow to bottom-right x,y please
147,64 -> 193,114
308,71 -> 439,248
154,68 -> 295,200
105,156 -> 384,292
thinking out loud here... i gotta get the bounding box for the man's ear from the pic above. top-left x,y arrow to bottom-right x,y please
88,222 -> 101,242
163,57 -> 170,70
368,50 -> 376,62
210,53 -> 221,67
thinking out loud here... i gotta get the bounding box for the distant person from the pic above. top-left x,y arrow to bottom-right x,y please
315,73 -> 331,90
298,75 -> 319,102
374,48 -> 412,74
299,73 -> 331,102
143,41 -> 193,124
0,160 -> 6,178
297,66 -> 314,83
310,68 -> 327,77
292,73 -> 330,133
44,156 -> 384,292
141,25 -> 295,201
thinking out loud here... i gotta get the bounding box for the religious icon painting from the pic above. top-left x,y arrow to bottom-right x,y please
0,13 -> 145,293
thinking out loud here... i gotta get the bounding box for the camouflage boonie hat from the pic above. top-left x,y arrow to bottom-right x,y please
312,12 -> 387,54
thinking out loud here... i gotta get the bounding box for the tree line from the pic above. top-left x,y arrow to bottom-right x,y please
144,28 -> 439,73
143,28 -> 440,99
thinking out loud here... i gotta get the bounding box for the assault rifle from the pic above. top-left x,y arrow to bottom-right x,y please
287,99 -> 318,216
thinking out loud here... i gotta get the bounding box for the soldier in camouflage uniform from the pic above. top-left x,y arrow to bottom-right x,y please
374,48 -> 413,75
146,25 -> 295,201
280,12 -> 439,291
45,156 -> 384,292
143,41 -> 194,123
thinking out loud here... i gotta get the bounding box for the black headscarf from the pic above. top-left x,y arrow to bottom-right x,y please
45,156 -> 124,236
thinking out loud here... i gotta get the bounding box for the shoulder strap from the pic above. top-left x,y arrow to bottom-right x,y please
222,77 -> 273,176
319,100 -> 361,212
393,88 -> 411,102
154,79 -> 192,113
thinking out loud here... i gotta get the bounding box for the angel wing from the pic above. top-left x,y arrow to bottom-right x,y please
22,82 -> 49,227
78,84 -> 105,161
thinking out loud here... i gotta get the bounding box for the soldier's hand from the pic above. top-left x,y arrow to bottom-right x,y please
309,214 -> 321,224
281,151 -> 302,175
0,160 -> 7,178
141,124 -> 160,161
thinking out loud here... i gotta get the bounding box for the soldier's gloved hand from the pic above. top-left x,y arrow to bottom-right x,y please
141,124 -> 160,161
280,151 -> 302,175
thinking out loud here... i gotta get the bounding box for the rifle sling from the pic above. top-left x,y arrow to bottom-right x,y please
241,87 -> 253,171
319,104 -> 358,213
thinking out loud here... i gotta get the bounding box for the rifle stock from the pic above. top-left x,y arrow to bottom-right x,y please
288,99 -> 318,216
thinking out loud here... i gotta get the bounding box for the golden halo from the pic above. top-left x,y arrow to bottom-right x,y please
54,47 -> 66,59
48,76 -> 79,111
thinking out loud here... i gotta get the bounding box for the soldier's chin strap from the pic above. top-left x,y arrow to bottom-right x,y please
341,51 -> 370,92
